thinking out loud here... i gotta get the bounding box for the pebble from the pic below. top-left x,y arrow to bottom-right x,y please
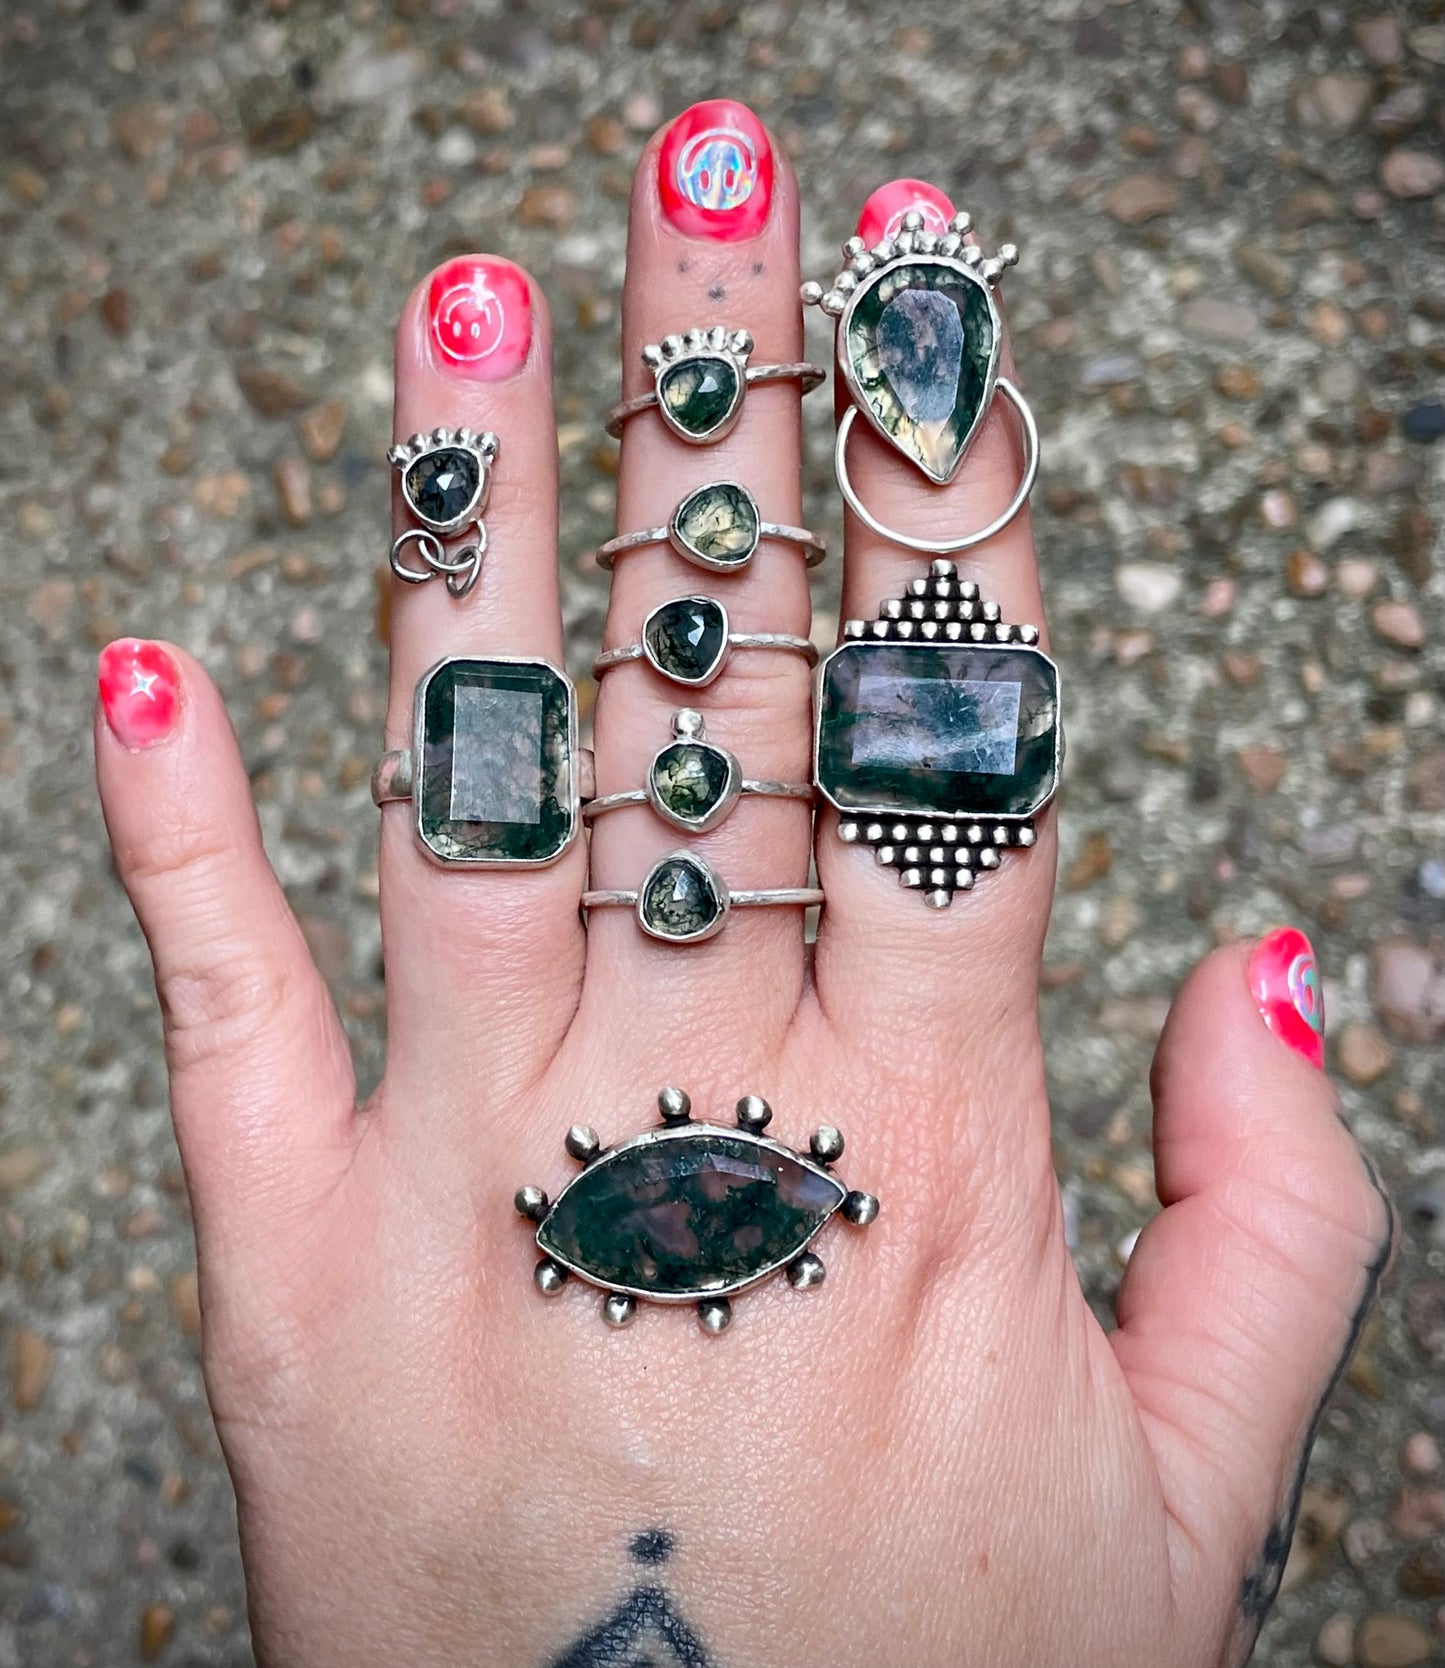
1181,297 -> 1258,343
1402,401 -> 1445,444
1356,15 -> 1405,65
1237,746 -> 1286,794
1343,1514 -> 1391,1567
1286,548 -> 1329,597
1373,940 -> 1445,1043
1390,1486 -> 1445,1540
1336,559 -> 1379,601
1381,148 -> 1445,199
298,399 -> 348,463
1293,74 -> 1374,137
235,364 -> 309,417
1315,1611 -> 1354,1667
272,457 -> 312,527
1354,1612 -> 1434,1668
139,1602 -> 175,1662
1338,1022 -> 1394,1085
516,184 -> 576,227
1397,1542 -> 1445,1599
1104,173 -> 1179,224
1373,82 -> 1430,141
1115,563 -> 1182,613
1402,1432 -> 1441,1476
12,1330 -> 52,1412
1235,242 -> 1295,298
1371,601 -> 1425,650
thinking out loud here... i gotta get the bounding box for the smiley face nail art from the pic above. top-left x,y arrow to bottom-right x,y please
659,100 -> 774,241
426,257 -> 532,381
855,178 -> 956,247
1249,926 -> 1326,1069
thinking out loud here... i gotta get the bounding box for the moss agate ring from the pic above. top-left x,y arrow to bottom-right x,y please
604,326 -> 825,445
583,709 -> 812,835
802,209 -> 1039,555
594,480 -> 826,574
516,1088 -> 879,1333
371,655 -> 589,867
583,850 -> 822,945
593,595 -> 817,689
387,427 -> 499,598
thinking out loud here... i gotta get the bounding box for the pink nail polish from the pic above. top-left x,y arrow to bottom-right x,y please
98,639 -> 180,751
856,179 -> 956,246
1248,927 -> 1326,1069
426,257 -> 531,380
658,99 -> 773,241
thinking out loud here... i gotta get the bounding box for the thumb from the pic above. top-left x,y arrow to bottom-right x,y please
1110,930 -> 1394,1655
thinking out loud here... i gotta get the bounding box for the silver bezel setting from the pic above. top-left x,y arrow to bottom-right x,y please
636,849 -> 730,943
641,594 -> 730,688
667,480 -> 761,570
388,426 -> 498,535
644,326 -> 752,445
646,711 -> 743,834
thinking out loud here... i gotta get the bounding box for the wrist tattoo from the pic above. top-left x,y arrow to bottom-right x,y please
549,1531 -> 716,1668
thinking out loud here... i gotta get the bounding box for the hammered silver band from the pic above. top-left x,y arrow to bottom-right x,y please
584,886 -> 825,910
605,362 -> 825,440
585,781 -> 811,818
595,516 -> 826,572
593,632 -> 818,678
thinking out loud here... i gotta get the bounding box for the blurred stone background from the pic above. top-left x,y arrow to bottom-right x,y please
0,0 -> 1442,1663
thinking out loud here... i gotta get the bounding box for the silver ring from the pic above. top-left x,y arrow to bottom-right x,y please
583,709 -> 812,835
583,850 -> 823,944
595,481 -> 826,573
593,595 -> 817,689
604,325 -> 824,444
387,427 -> 499,599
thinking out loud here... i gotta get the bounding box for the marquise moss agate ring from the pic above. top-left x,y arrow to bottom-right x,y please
593,595 -> 818,689
371,655 -> 587,868
802,209 -> 1039,556
387,427 -> 499,598
516,1088 -> 879,1332
604,325 -> 825,445
583,850 -> 823,944
583,709 -> 812,835
594,480 -> 827,574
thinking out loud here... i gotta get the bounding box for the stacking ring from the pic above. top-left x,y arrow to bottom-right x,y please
387,428 -> 499,598
583,850 -> 823,944
594,480 -> 826,574
593,595 -> 817,689
584,709 -> 812,835
605,326 -> 825,445
802,210 -> 1038,554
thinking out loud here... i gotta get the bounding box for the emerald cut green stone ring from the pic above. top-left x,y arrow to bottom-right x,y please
801,208 -> 1039,556
604,325 -> 825,445
371,655 -> 584,868
815,560 -> 1060,910
584,709 -> 812,835
516,1088 -> 879,1332
594,480 -> 826,574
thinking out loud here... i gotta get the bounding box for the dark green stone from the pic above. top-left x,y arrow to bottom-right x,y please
650,741 -> 733,827
417,658 -> 575,863
642,597 -> 728,685
658,354 -> 741,439
404,446 -> 481,526
537,1128 -> 845,1297
671,482 -> 760,569
639,853 -> 724,941
844,259 -> 997,482
816,641 -> 1059,819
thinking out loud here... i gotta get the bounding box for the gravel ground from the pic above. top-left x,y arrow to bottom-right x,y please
1,2 -> 1442,1664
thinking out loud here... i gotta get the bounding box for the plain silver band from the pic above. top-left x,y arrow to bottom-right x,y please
582,887 -> 825,910
593,633 -> 819,677
371,747 -> 596,807
604,363 -> 827,439
595,519 -> 827,571
583,781 -> 813,819
835,378 -> 1040,555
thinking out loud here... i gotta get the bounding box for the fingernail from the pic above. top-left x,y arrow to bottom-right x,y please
1249,927 -> 1326,1069
658,99 -> 773,241
426,257 -> 531,381
856,178 -> 956,246
98,639 -> 180,752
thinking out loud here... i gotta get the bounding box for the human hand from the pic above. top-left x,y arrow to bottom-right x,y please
94,103 -> 1391,1668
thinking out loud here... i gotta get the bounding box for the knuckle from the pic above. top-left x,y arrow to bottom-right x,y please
161,954 -> 295,1074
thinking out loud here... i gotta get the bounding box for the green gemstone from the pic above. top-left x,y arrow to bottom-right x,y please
650,741 -> 734,828
416,658 -> 576,864
816,641 -> 1059,819
638,853 -> 725,941
844,258 -> 998,483
537,1127 -> 845,1297
671,482 -> 760,569
642,597 -> 728,685
658,354 -> 742,439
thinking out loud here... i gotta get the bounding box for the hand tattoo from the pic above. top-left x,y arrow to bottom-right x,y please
548,1532 -> 715,1668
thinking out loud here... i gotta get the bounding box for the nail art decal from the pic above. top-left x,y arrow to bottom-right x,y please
856,178 -> 956,247
659,100 -> 773,241
1249,926 -> 1326,1069
427,257 -> 531,381
98,638 -> 180,752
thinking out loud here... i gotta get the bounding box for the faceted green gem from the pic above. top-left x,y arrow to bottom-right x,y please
536,1127 -> 845,1298
670,481 -> 760,570
403,446 -> 481,528
642,596 -> 728,685
650,740 -> 735,830
658,354 -> 742,440
416,658 -> 576,864
816,641 -> 1059,819
638,853 -> 725,942
843,258 -> 998,483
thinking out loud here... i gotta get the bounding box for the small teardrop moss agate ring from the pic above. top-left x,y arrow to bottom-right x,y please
594,481 -> 827,574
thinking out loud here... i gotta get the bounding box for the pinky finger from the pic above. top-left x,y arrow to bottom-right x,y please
94,640 -> 358,1252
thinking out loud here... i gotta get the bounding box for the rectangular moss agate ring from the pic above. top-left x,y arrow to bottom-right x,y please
371,655 -> 588,867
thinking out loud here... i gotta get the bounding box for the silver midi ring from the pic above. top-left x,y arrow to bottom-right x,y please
388,428 -> 499,598
802,209 -> 1039,555
583,850 -> 824,945
604,326 -> 825,445
584,709 -> 812,835
594,481 -> 826,574
593,595 -> 818,689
